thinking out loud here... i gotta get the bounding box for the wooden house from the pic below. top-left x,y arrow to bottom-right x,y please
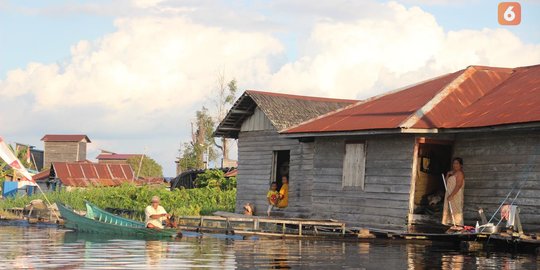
214,90 -> 357,217
215,65 -> 540,231
96,150 -> 143,165
41,134 -> 91,167
15,143 -> 45,171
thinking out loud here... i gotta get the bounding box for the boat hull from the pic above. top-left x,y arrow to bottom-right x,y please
57,202 -> 179,238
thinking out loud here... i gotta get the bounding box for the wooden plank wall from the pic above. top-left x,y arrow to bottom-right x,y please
78,142 -> 87,161
236,130 -> 314,218
453,130 -> 540,231
43,142 -> 84,167
311,135 -> 415,230
240,107 -> 274,132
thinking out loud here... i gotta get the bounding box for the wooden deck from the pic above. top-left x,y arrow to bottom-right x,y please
176,214 -> 349,238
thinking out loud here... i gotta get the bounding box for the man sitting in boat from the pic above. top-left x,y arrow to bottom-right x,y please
145,196 -> 170,229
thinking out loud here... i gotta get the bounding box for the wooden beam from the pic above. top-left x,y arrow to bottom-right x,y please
230,109 -> 252,114
218,127 -> 241,131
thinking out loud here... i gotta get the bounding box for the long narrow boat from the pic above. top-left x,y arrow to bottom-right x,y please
57,202 -> 180,238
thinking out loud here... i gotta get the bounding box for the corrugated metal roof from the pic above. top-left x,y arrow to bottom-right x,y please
41,134 -> 91,142
96,153 -> 142,160
214,90 -> 357,138
32,169 -> 52,182
284,64 -> 540,134
51,162 -> 134,187
415,65 -> 539,128
224,169 -> 238,177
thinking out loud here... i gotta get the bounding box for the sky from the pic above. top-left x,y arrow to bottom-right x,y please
1,0 -> 539,176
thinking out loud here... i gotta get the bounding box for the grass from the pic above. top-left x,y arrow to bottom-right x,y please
0,184 -> 236,220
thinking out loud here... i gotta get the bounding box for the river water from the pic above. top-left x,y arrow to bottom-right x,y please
0,222 -> 538,269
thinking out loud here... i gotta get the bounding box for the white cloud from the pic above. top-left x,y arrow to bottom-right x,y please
0,16 -> 283,174
268,2 -> 540,98
2,1 -> 540,175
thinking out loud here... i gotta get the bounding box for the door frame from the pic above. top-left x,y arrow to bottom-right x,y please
407,137 -> 454,224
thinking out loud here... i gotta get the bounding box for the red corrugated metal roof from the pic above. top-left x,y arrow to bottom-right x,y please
41,134 -> 91,142
51,162 -> 134,187
224,169 -> 238,177
285,64 -> 540,134
415,65 -> 540,128
32,169 -> 51,182
96,153 -> 142,160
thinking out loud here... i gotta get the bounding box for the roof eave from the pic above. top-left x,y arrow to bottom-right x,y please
436,121 -> 540,134
279,128 -> 403,138
280,121 -> 540,139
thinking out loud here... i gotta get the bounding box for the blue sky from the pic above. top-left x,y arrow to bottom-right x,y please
1,0 -> 539,176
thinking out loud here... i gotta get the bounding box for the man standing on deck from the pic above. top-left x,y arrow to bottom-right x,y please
145,196 -> 170,229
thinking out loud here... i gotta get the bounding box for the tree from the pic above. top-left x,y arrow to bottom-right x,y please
212,73 -> 238,163
176,107 -> 217,173
175,72 -> 238,174
127,155 -> 163,178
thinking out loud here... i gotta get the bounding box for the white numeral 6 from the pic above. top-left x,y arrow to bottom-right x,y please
504,6 -> 516,22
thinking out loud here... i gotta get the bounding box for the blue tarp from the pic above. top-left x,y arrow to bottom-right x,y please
2,181 -> 18,198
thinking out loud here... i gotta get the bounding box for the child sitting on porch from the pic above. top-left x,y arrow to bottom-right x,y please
267,182 -> 279,216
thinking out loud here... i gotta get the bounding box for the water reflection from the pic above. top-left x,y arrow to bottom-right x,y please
0,224 -> 538,269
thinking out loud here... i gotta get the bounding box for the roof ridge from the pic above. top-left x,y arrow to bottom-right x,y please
246,89 -> 357,103
399,67 -> 478,129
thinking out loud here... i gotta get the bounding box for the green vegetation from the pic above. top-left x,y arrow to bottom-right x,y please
195,169 -> 236,190
127,155 -> 163,178
0,184 -> 236,219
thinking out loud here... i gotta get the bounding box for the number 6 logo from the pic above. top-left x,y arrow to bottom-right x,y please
498,2 -> 521,25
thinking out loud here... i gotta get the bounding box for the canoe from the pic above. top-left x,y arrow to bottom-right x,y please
57,201 -> 180,238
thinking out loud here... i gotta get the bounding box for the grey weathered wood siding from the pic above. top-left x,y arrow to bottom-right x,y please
311,135 -> 415,229
236,130 -> 314,217
240,107 -> 274,132
43,142 -> 86,167
453,130 -> 540,231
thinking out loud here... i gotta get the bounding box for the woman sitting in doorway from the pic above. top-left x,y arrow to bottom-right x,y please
277,176 -> 289,208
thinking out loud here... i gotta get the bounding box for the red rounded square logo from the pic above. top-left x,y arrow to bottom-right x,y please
498,2 -> 521,25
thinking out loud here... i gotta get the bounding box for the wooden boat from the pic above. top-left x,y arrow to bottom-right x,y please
57,201 -> 180,238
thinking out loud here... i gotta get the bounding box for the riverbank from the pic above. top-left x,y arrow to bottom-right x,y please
0,184 -> 236,219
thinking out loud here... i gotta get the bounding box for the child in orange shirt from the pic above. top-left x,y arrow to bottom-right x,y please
267,182 -> 279,216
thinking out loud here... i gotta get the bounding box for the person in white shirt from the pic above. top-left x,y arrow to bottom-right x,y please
145,196 -> 170,229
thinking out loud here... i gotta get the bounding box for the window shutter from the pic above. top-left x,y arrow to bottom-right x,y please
342,143 -> 366,190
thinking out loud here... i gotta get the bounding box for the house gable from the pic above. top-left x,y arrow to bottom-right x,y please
215,90 -> 357,138
240,107 -> 275,132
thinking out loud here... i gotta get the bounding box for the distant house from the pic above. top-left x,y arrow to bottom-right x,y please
216,65 -> 540,231
41,134 -> 91,167
34,161 -> 135,191
96,150 -> 142,164
15,143 -> 45,171
214,90 -> 357,217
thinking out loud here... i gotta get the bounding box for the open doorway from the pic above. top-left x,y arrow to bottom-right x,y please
272,150 -> 290,189
409,138 -> 453,227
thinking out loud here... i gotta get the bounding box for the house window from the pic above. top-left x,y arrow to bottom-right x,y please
342,142 -> 366,190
